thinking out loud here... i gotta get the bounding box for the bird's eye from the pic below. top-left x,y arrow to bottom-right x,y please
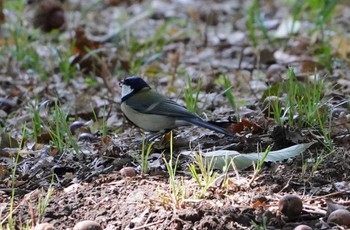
118,80 -> 124,87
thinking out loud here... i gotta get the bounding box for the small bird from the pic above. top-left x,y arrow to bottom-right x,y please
120,76 -> 233,137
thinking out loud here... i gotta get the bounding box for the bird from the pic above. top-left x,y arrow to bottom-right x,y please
120,76 -> 234,138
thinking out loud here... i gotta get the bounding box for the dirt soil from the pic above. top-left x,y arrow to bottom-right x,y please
1,0 -> 350,229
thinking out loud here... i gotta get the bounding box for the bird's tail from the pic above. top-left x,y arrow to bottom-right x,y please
184,118 -> 234,136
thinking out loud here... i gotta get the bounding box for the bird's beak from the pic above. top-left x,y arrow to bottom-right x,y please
119,79 -> 124,87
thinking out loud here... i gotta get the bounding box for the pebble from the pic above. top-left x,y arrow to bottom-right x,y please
33,223 -> 55,230
293,224 -> 312,230
120,167 -> 137,177
73,220 -> 102,230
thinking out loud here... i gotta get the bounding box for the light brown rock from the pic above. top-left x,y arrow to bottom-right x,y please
120,167 -> 136,177
73,220 -> 102,230
33,223 -> 55,230
293,224 -> 312,230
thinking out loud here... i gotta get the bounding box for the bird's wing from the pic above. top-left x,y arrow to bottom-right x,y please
125,89 -> 200,119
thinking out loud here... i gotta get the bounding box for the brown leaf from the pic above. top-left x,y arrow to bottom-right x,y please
252,200 -> 269,209
49,147 -> 60,156
229,119 -> 262,133
331,35 -> 350,59
71,27 -> 101,56
301,60 -> 323,73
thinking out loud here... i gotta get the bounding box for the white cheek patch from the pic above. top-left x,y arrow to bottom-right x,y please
122,85 -> 134,97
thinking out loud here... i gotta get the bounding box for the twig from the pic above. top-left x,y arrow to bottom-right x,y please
309,190 -> 350,201
302,204 -> 327,216
277,175 -> 293,193
132,220 -> 164,230
1,190 -> 39,224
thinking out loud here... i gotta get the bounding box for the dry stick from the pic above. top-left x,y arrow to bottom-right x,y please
247,161 -> 264,187
1,190 -> 38,224
247,172 -> 258,187
302,204 -> 327,216
97,57 -> 114,96
203,18 -> 208,48
237,46 -> 245,70
288,190 -> 350,217
277,175 -> 294,193
26,199 -> 36,227
0,188 -> 30,196
132,220 -> 165,230
171,51 -> 180,87
309,190 -> 350,201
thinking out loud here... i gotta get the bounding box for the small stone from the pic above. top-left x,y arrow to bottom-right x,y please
33,223 -> 55,230
293,224 -> 312,230
120,167 -> 136,177
73,220 -> 102,230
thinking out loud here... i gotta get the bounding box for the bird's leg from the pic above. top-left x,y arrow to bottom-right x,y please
145,129 -> 171,142
145,132 -> 165,142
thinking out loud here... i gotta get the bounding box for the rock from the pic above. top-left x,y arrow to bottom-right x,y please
33,223 -> 55,230
293,224 -> 312,230
120,167 -> 136,177
73,220 -> 102,230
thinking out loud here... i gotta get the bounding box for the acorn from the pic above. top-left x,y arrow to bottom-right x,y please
327,209 -> 350,227
120,167 -> 137,177
73,220 -> 102,230
278,194 -> 303,220
32,0 -> 65,32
